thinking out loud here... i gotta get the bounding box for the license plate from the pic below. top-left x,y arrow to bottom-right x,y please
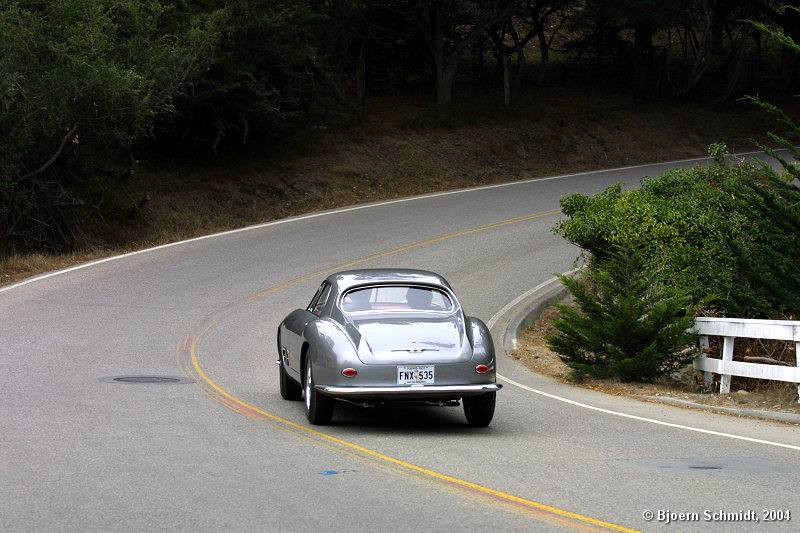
397,365 -> 434,385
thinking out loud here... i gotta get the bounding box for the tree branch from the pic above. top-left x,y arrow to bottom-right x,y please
20,123 -> 79,181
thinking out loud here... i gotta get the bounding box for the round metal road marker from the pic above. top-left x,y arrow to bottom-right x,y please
100,375 -> 196,384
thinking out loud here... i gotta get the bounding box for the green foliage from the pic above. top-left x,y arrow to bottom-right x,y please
707,142 -> 728,166
0,0 -> 351,252
546,247 -> 696,382
742,94 -> 800,183
0,0 -> 221,252
745,9 -> 800,184
554,157 -> 800,318
170,1 -> 339,150
747,18 -> 799,51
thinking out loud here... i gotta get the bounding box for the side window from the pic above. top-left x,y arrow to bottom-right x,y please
307,282 -> 332,316
307,282 -> 325,313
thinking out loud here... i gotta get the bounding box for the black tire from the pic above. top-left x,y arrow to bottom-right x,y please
277,332 -> 302,401
463,392 -> 496,427
304,359 -> 334,425
279,360 -> 302,401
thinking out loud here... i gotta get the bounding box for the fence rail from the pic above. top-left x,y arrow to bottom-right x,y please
691,317 -> 800,402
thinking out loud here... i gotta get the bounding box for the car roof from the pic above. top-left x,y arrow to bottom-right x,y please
325,269 -> 452,293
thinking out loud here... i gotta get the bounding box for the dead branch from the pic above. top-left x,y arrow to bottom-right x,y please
743,356 -> 793,366
20,123 -> 79,181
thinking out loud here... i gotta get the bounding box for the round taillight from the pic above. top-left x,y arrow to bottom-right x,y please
342,368 -> 357,378
475,365 -> 489,374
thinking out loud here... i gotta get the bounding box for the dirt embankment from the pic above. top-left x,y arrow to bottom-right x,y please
0,89 -> 788,288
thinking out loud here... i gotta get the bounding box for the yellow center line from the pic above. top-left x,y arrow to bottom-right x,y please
178,208 -> 641,533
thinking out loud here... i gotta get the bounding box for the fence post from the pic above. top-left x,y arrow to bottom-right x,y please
720,336 -> 735,394
698,335 -> 713,390
796,341 -> 800,402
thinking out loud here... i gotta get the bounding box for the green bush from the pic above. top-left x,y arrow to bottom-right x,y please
170,1 -> 338,151
0,0 -> 221,252
554,156 -> 800,318
546,247 -> 696,382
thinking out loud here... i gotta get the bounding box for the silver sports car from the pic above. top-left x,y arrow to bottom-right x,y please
277,269 -> 501,426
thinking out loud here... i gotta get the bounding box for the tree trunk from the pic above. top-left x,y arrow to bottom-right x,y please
705,0 -> 725,54
681,0 -> 728,95
356,46 -> 366,110
720,0 -> 753,102
430,4 -> 453,104
536,26 -> 549,86
436,69 -> 454,104
509,22 -> 526,101
503,45 -> 510,108
419,0 -> 518,105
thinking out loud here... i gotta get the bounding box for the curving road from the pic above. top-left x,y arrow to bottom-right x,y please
2,156 -> 799,532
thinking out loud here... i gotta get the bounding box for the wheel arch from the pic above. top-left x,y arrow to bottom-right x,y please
466,316 -> 495,360
300,341 -> 311,382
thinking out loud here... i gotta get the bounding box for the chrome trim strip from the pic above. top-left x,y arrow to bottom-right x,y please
318,383 -> 502,395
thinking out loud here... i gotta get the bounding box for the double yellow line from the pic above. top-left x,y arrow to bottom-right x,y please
177,209 -> 641,533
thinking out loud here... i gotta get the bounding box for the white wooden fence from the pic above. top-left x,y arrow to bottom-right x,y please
692,317 -> 800,402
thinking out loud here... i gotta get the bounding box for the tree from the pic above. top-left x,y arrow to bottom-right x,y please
168,1 -> 343,150
518,0 -> 572,86
745,4 -> 800,179
546,246 -> 696,382
554,149 -> 800,318
411,0 -> 520,104
571,0 -> 693,97
0,0 -> 220,252
487,0 -> 572,105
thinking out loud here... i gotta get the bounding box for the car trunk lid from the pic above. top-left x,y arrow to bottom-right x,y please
350,314 -> 470,364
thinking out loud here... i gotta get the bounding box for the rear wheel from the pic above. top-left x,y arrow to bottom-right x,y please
463,392 -> 496,427
277,333 -> 302,401
304,359 -> 334,425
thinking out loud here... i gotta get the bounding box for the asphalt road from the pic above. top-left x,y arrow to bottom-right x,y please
2,155 -> 799,532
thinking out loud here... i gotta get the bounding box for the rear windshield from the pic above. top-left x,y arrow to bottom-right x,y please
341,285 -> 453,313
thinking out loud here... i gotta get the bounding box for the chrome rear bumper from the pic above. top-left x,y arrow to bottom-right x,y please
318,383 -> 501,397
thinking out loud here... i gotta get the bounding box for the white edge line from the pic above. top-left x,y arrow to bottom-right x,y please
2,153 -> 734,294
492,275 -> 800,452
486,270 -> 579,331
497,373 -> 800,451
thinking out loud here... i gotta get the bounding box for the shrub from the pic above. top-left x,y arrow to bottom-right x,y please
554,156 -> 800,318
0,0 -> 221,252
546,247 -> 696,382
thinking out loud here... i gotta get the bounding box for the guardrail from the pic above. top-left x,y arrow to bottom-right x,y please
692,317 -> 800,402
